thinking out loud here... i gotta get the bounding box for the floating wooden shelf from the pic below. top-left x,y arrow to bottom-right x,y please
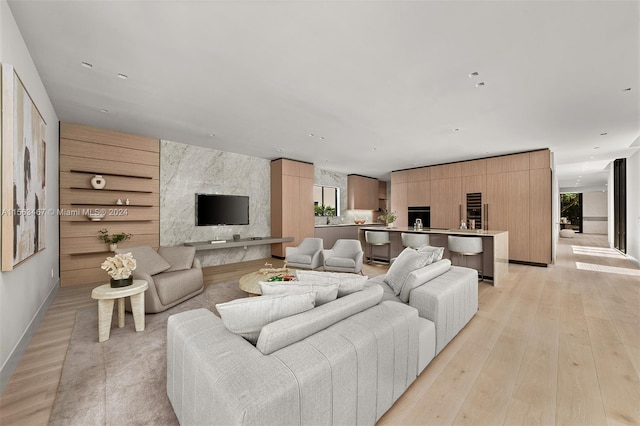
69,169 -> 154,179
71,203 -> 154,207
69,187 -> 153,194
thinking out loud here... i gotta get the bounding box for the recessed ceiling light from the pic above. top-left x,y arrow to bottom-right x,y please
600,132 -> 608,136
371,148 -> 377,151
208,133 -> 215,137
308,133 -> 314,137
81,61 -> 93,69
276,148 -> 283,152
578,175 -> 582,177
622,88 -> 631,91
469,72 -> 479,77
99,109 -> 108,113
117,73 -> 128,79
475,82 -> 485,87
594,146 -> 600,149
453,128 -> 460,132
589,156 -> 595,159
319,136 -> 325,140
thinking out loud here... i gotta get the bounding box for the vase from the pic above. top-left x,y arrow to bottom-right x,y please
91,175 -> 106,189
110,276 -> 133,288
109,243 -> 118,252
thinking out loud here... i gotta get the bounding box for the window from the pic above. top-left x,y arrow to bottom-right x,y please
313,185 -> 339,216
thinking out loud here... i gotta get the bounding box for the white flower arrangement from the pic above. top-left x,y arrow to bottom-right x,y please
101,252 -> 137,280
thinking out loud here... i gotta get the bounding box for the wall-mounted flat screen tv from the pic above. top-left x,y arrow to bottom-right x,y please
195,194 -> 249,226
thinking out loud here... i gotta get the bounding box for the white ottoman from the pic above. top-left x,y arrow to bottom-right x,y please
560,229 -> 575,238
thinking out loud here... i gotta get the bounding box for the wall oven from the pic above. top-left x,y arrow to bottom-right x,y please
408,206 -> 430,228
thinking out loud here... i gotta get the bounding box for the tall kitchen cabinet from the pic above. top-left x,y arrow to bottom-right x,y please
430,163 -> 462,229
347,175 -> 379,210
271,159 -> 314,257
390,170 -> 409,228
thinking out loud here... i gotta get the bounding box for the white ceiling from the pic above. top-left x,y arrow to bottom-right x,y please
8,1 -> 640,189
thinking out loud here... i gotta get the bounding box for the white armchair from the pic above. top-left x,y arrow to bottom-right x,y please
323,239 -> 364,274
285,238 -> 324,269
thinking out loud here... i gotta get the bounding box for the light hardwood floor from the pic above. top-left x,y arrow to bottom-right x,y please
1,234 -> 638,425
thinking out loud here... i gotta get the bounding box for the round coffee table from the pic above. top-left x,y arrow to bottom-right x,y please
239,270 -> 292,296
91,279 -> 148,342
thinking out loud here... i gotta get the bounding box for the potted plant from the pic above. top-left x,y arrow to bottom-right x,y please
98,229 -> 133,251
378,210 -> 397,228
101,252 -> 137,287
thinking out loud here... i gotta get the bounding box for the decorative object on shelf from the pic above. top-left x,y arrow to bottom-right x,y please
1,64 -> 47,271
98,229 -> 133,252
354,218 -> 366,224
125,198 -> 130,205
233,234 -> 240,241
378,210 -> 397,228
86,210 -> 106,221
116,198 -> 123,205
90,175 -> 106,189
460,220 -> 467,230
101,252 -> 137,288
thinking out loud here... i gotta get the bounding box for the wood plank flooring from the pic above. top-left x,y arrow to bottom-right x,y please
1,234 -> 638,425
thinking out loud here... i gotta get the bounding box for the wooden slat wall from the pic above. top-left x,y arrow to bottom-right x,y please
59,123 -> 160,287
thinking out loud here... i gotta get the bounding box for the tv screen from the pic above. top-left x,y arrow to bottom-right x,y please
195,194 -> 249,226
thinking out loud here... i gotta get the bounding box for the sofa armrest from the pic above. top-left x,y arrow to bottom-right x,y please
408,266 -> 478,355
191,257 -> 201,270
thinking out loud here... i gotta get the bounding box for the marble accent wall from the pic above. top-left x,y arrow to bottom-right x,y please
160,140 -> 271,266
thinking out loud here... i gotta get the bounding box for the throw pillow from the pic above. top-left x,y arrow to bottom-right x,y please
216,293 -> 315,344
383,247 -> 430,295
158,246 -> 196,272
294,270 -> 367,297
115,245 -> 170,276
259,282 -> 339,305
416,244 -> 445,262
399,259 -> 452,303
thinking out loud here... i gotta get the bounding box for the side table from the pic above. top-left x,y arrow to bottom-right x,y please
91,279 -> 149,342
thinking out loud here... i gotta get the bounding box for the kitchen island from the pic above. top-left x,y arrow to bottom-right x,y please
358,227 -> 509,286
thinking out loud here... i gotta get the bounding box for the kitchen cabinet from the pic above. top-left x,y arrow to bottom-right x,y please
529,168 -> 552,264
271,159 -> 315,257
348,175 -> 379,210
430,177 -> 462,229
390,182 -> 408,228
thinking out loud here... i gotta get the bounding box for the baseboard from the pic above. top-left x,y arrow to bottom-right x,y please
0,280 -> 59,394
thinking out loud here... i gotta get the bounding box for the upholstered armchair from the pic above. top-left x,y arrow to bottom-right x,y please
322,239 -> 364,274
285,237 -> 324,270
115,245 -> 204,313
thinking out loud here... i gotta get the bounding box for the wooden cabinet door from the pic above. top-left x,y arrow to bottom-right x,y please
407,180 -> 430,207
390,182 -> 408,228
430,177 -> 462,229
486,171 -> 529,262
529,168 -> 552,264
299,176 -> 315,243
348,175 -> 378,210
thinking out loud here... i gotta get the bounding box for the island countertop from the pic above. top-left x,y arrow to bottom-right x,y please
358,227 -> 509,286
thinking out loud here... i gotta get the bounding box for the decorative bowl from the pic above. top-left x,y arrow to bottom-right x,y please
86,211 -> 106,221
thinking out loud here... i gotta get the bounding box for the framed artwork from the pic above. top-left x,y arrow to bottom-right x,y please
1,64 -> 47,271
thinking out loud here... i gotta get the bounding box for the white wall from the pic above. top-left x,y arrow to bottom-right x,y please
0,0 -> 60,389
626,150 -> 640,265
582,191 -> 608,234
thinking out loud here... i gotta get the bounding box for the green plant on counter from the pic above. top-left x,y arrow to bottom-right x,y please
98,229 -> 133,244
378,210 -> 397,226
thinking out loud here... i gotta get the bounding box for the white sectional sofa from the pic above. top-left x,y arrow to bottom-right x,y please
167,254 -> 478,425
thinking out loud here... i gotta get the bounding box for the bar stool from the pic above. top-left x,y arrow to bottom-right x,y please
365,231 -> 391,264
447,236 -> 483,280
401,233 -> 429,249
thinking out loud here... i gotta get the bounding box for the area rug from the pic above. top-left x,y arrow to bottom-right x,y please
49,281 -> 246,426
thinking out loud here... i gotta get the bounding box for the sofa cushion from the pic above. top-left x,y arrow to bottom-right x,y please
158,246 -> 196,272
259,282 -> 339,305
416,245 -> 445,262
295,270 -> 367,297
256,284 -> 384,355
286,254 -> 312,264
399,259 -> 452,303
384,248 -> 432,295
325,256 -> 356,269
116,245 -> 170,276
364,278 -> 401,303
216,293 -> 315,344
152,267 -> 204,305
